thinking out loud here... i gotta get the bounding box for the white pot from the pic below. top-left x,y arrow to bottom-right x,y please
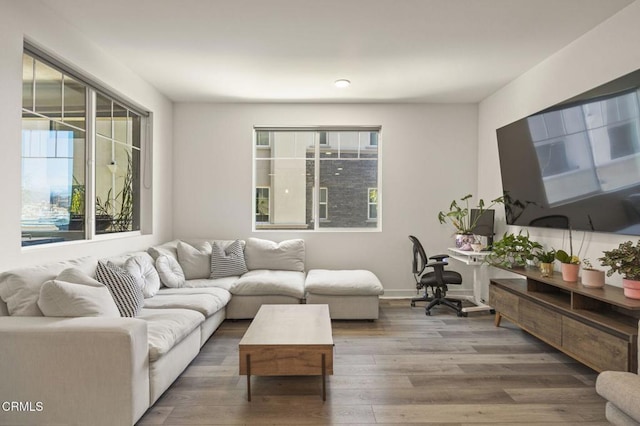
582,269 -> 605,288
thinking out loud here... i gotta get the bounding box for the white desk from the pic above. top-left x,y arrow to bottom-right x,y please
447,248 -> 494,314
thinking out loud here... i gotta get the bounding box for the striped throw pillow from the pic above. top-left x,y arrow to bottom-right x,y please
96,261 -> 144,317
210,240 -> 248,279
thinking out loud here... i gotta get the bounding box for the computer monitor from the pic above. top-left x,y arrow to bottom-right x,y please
470,209 -> 495,248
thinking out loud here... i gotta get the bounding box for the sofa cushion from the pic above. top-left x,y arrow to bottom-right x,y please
158,286 -> 232,299
147,239 -> 180,261
156,255 -> 186,288
103,251 -> 152,268
244,238 -> 305,272
137,308 -> 204,362
305,269 -> 384,296
37,268 -> 120,318
177,241 -> 212,280
0,257 -> 97,316
183,277 -> 238,291
125,255 -> 161,298
596,371 -> 640,421
143,291 -> 230,316
96,261 -> 144,317
211,240 -> 247,279
231,270 -> 305,298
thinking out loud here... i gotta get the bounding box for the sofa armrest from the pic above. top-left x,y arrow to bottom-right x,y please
596,370 -> 640,422
0,316 -> 149,426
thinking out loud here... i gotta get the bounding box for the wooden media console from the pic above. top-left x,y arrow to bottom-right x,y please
490,268 -> 640,372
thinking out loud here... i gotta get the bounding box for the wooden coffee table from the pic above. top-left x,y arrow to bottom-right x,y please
239,304 -> 334,401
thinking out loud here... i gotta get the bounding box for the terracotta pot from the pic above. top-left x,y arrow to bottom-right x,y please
561,263 -> 579,282
581,269 -> 605,288
623,278 -> 640,299
539,262 -> 554,277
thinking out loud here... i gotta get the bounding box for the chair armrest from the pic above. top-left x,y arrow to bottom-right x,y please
429,254 -> 449,262
0,316 -> 149,426
425,261 -> 448,269
425,261 -> 449,283
596,371 -> 640,422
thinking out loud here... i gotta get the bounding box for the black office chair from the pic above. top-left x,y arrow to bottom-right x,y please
409,235 -> 465,317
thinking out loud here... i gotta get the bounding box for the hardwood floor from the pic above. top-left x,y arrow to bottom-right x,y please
137,299 -> 608,425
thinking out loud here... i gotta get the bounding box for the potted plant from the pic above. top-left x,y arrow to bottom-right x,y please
555,249 -> 580,282
554,226 -> 582,282
581,259 -> 605,288
599,240 -> 640,299
536,249 -> 556,277
438,194 -> 504,250
486,230 -> 542,268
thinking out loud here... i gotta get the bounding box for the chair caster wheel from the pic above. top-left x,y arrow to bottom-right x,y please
425,310 -> 431,316
411,302 -> 416,307
490,309 -> 496,314
457,311 -> 467,317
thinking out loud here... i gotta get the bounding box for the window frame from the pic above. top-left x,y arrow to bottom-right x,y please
252,126 -> 382,232
21,42 -> 150,248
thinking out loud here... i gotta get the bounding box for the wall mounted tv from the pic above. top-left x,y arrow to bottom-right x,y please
496,68 -> 640,235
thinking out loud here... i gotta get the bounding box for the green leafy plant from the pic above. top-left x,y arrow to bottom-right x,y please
486,231 -> 542,268
555,249 -> 580,265
599,240 -> 640,281
95,153 -> 134,233
438,194 -> 504,234
536,249 -> 556,263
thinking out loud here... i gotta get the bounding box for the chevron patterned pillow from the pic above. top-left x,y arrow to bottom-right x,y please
210,240 -> 248,279
96,261 -> 144,317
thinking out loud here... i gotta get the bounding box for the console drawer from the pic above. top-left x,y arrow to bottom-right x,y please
489,285 -> 519,320
562,316 -> 629,372
519,298 -> 562,346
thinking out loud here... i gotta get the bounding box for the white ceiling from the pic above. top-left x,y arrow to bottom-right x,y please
41,0 -> 634,103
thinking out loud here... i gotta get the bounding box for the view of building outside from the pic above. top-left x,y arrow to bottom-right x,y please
255,129 -> 380,230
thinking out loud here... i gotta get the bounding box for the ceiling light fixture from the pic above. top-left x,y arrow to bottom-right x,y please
334,79 -> 351,88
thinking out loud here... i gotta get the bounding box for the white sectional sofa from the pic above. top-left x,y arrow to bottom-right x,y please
0,237 -> 381,425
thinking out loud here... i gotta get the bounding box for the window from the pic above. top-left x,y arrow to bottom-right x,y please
368,188 -> 378,220
256,131 -> 271,147
256,187 -> 270,222
21,46 -> 147,247
253,127 -> 381,230
319,187 -> 328,220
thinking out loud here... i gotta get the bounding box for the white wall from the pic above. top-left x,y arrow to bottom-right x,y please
478,0 -> 640,287
173,103 -> 479,296
0,0 -> 174,271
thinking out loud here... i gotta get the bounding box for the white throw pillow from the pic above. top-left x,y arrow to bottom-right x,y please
177,241 -> 212,279
244,238 -> 305,272
37,268 -> 120,317
210,240 -> 248,278
156,255 -> 186,288
0,257 -> 98,316
125,255 -> 161,298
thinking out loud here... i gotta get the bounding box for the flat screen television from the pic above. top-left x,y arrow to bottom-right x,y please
496,68 -> 640,235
